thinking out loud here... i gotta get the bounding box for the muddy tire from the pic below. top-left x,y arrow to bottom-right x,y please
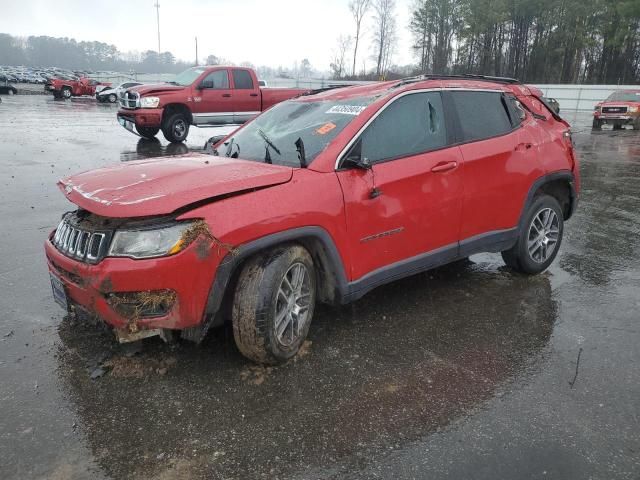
633,118 -> 640,130
232,245 -> 316,365
613,123 -> 623,130
161,112 -> 189,143
108,93 -> 117,103
62,87 -> 72,99
135,125 -> 160,139
592,118 -> 602,130
502,195 -> 564,275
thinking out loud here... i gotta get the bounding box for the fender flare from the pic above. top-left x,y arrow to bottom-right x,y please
518,171 -> 577,232
201,226 -> 349,329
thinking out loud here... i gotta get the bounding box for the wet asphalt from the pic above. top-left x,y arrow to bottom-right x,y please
0,95 -> 638,480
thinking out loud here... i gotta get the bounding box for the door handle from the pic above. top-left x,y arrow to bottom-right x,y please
249,93 -> 258,97
516,142 -> 533,151
431,161 -> 458,173
222,93 -> 232,98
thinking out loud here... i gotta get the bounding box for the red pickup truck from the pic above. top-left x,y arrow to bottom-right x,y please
117,66 -> 308,143
46,77 -> 111,99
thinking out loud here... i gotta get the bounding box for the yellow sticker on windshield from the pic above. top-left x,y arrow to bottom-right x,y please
316,122 -> 337,135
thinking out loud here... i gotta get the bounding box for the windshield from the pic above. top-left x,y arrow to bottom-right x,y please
172,67 -> 206,86
219,96 -> 375,167
606,91 -> 640,102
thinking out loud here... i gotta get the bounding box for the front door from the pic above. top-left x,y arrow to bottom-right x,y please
193,69 -> 234,125
336,91 -> 463,283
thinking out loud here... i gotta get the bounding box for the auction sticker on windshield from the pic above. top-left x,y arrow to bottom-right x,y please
326,105 -> 366,115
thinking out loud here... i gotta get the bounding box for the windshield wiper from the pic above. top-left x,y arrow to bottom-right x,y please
295,137 -> 307,168
258,129 -> 281,164
224,138 -> 239,158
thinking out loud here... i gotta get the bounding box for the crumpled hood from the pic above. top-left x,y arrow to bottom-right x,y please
129,83 -> 186,96
58,155 -> 293,218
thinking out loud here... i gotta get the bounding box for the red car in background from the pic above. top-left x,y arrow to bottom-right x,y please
46,75 -> 579,364
117,66 -> 308,143
593,89 -> 640,130
45,77 -> 111,99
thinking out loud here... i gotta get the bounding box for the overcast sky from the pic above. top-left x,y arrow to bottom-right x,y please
0,0 -> 415,71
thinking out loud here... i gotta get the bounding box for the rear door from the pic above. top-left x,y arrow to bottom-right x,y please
193,69 -> 234,125
336,91 -> 464,282
450,90 -> 543,248
231,68 -> 261,123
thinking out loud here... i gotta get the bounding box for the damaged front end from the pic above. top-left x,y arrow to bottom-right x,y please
45,209 -> 233,343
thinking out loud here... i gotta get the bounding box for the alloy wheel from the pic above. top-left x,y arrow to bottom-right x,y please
274,262 -> 312,347
527,207 -> 559,263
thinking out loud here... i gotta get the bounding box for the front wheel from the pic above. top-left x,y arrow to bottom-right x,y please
232,245 -> 316,364
502,195 -> 564,275
592,118 -> 602,130
108,93 -> 117,103
135,125 -> 160,139
161,112 -> 190,143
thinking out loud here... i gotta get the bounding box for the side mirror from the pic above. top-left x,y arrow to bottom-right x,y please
199,79 -> 214,89
204,134 -> 228,153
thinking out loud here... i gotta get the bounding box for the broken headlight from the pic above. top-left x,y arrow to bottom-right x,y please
108,222 -> 193,259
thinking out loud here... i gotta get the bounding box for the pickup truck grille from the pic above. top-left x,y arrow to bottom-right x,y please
119,90 -> 140,109
51,215 -> 111,264
602,106 -> 628,114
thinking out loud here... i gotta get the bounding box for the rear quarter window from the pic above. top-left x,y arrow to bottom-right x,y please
451,91 -> 514,142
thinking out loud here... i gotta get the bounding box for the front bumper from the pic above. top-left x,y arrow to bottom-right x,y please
45,232 -> 221,332
594,112 -> 638,123
117,109 -> 163,129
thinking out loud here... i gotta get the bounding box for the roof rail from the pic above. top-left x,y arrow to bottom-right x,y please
391,74 -> 520,89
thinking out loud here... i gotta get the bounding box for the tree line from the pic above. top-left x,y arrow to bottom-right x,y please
0,34 -> 193,73
332,0 -> 640,84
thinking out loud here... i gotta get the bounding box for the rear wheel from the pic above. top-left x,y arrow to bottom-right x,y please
135,125 -> 160,139
232,245 -> 316,364
161,112 -> 189,143
592,118 -> 602,130
502,195 -> 564,275
62,87 -> 71,99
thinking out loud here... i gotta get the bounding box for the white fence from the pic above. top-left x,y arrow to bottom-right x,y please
89,72 -> 637,112
533,84 -> 639,111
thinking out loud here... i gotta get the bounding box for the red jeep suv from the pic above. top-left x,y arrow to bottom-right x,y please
45,75 -> 580,364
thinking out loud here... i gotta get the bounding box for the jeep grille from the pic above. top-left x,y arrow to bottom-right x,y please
51,215 -> 110,264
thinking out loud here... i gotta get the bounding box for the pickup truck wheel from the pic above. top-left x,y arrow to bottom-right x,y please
632,118 -> 640,130
592,118 -> 602,130
108,93 -> 117,103
232,245 -> 316,365
135,126 -> 160,139
502,195 -> 564,275
62,87 -> 72,99
162,113 -> 189,143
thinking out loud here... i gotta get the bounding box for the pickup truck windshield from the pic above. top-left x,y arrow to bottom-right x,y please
221,96 -> 375,167
172,67 -> 207,86
606,91 -> 640,102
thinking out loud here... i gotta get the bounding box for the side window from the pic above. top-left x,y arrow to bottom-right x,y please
232,69 -> 254,90
505,94 -> 526,127
202,70 -> 230,89
358,92 -> 447,164
450,91 -> 514,142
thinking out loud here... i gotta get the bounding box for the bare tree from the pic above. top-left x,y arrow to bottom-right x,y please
372,0 -> 397,78
330,35 -> 352,79
349,0 -> 371,76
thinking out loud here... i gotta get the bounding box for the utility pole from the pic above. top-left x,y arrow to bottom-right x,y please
195,37 -> 198,66
154,1 -> 161,54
